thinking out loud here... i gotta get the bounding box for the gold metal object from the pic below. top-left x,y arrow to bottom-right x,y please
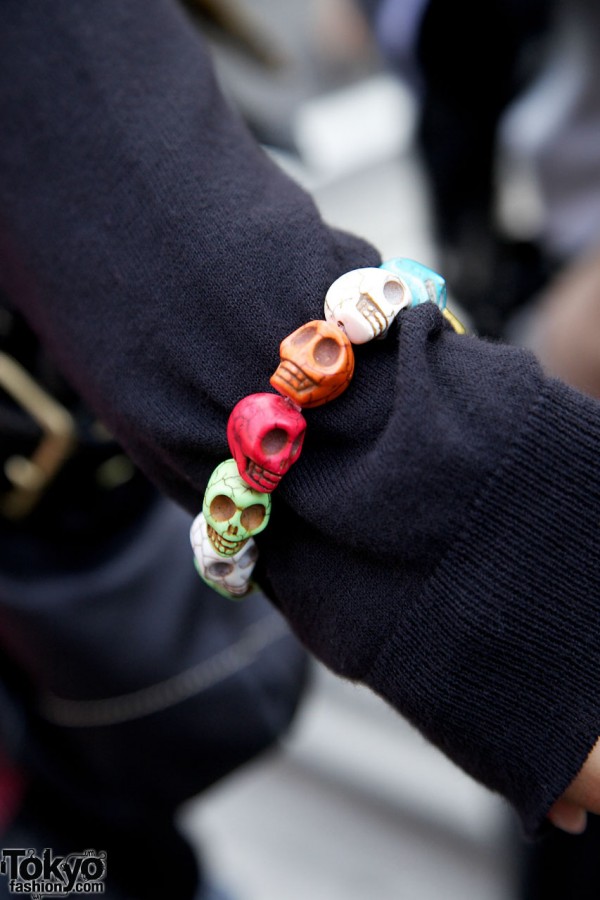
0,353 -> 77,519
443,306 -> 467,334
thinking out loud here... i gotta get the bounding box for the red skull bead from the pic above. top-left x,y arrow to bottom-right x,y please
270,320 -> 354,408
227,393 -> 307,492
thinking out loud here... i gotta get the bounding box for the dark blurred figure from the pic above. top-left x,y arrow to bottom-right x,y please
416,0 -> 557,338
360,0 -> 558,338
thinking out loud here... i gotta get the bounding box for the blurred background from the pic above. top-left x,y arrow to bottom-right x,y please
176,1 -> 541,897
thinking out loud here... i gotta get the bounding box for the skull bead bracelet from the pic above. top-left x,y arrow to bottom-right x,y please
190,257 -> 464,599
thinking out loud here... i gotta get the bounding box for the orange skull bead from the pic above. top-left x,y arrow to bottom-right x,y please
270,320 -> 355,408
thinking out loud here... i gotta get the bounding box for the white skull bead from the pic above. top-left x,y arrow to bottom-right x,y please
324,267 -> 410,343
190,512 -> 258,598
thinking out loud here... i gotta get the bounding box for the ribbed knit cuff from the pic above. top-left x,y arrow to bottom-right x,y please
367,378 -> 600,836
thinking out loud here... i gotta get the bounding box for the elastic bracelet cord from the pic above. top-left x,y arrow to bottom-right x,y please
190,258 -> 464,599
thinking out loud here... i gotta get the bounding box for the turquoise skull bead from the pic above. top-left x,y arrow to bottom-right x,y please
203,459 -> 271,556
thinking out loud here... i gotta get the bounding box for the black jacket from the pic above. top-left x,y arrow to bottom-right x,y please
0,0 -> 599,837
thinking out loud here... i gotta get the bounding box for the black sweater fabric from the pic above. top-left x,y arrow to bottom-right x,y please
0,0 -> 599,837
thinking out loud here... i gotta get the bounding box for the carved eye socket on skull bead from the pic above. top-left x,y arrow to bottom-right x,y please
261,428 -> 288,456
291,325 -> 317,347
313,337 -> 341,367
383,279 -> 405,305
210,495 -> 237,522
240,504 -> 266,531
207,561 -> 235,578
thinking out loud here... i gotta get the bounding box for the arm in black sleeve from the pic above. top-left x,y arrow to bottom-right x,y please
0,0 -> 599,836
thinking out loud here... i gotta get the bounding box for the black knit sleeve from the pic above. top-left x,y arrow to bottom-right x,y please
0,0 -> 599,836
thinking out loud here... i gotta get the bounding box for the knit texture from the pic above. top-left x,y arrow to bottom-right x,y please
1,0 -> 599,835
368,379 -> 600,835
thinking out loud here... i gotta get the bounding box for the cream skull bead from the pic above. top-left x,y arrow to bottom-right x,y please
324,267 -> 410,343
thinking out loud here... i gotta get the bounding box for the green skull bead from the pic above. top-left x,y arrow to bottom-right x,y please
202,459 -> 271,556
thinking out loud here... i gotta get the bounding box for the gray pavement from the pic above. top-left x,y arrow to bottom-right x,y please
181,668 -> 515,900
